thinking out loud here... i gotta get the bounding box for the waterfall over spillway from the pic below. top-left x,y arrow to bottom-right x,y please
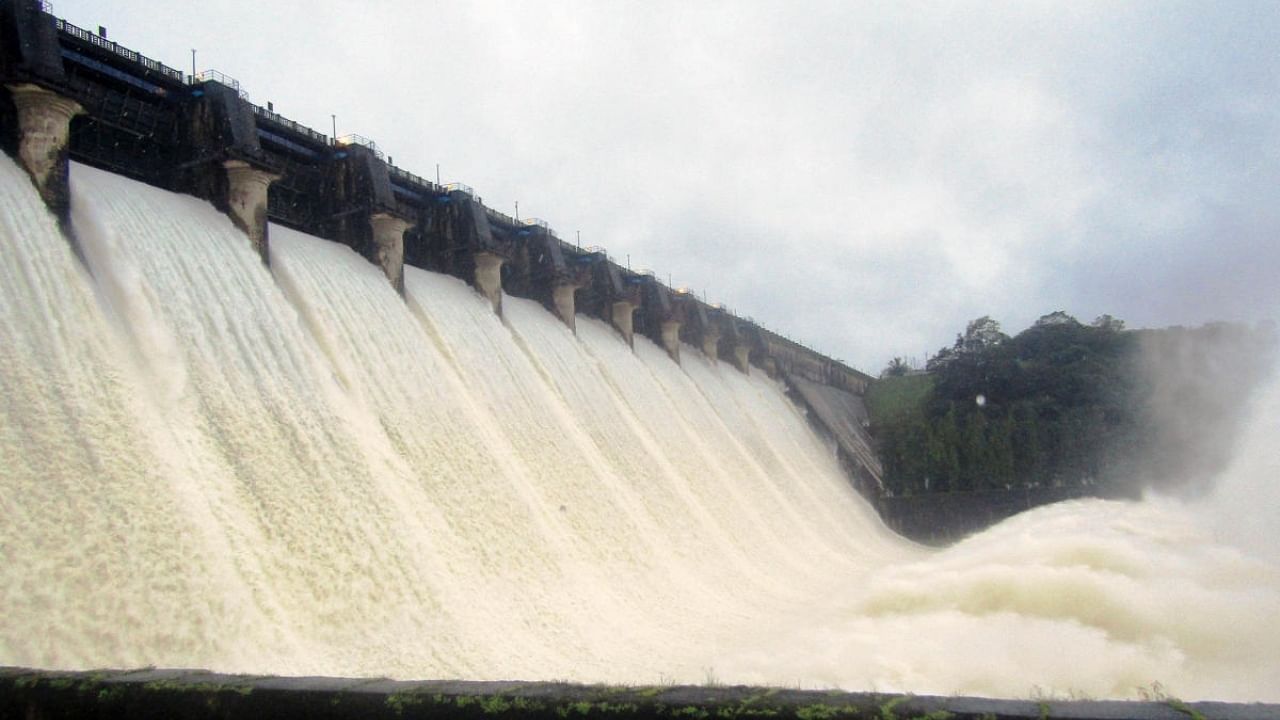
2,155 -> 1278,701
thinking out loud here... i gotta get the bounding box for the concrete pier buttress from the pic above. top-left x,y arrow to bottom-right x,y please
733,343 -> 751,375
701,327 -> 721,361
222,159 -> 278,263
552,282 -> 579,332
6,83 -> 81,211
762,356 -> 779,378
474,251 -> 505,314
661,320 -> 682,363
612,300 -> 637,348
370,212 -> 410,293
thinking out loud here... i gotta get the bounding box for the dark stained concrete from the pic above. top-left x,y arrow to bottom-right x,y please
2,667 -> 1275,720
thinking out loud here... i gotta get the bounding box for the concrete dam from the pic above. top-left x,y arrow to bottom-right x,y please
2,0 -> 1280,712
0,0 -> 884,499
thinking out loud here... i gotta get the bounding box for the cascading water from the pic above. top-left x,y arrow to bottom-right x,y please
1,153 -> 1277,701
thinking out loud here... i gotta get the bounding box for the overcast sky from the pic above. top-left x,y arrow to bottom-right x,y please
56,0 -> 1280,372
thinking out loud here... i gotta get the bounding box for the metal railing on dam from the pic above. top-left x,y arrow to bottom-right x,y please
54,17 -> 184,83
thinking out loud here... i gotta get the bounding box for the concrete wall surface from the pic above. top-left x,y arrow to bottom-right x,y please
2,667 -> 1275,720
877,485 -> 1141,546
786,374 -> 883,487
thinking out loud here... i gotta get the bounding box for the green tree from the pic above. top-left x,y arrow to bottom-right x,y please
882,356 -> 910,377
865,313 -> 1276,499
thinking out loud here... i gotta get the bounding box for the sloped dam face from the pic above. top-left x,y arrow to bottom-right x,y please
1,154 -> 1278,702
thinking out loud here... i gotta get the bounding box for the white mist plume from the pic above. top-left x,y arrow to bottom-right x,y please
1133,324 -> 1277,496
1203,362 -> 1280,566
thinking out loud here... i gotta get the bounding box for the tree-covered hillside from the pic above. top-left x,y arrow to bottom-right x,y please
867,314 -> 1276,497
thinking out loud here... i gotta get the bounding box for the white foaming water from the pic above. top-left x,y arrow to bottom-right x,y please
0,152 -> 241,670
1,155 -> 1277,700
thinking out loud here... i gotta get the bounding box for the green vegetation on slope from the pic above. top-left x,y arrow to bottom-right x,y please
865,374 -> 933,425
868,313 -> 1275,497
